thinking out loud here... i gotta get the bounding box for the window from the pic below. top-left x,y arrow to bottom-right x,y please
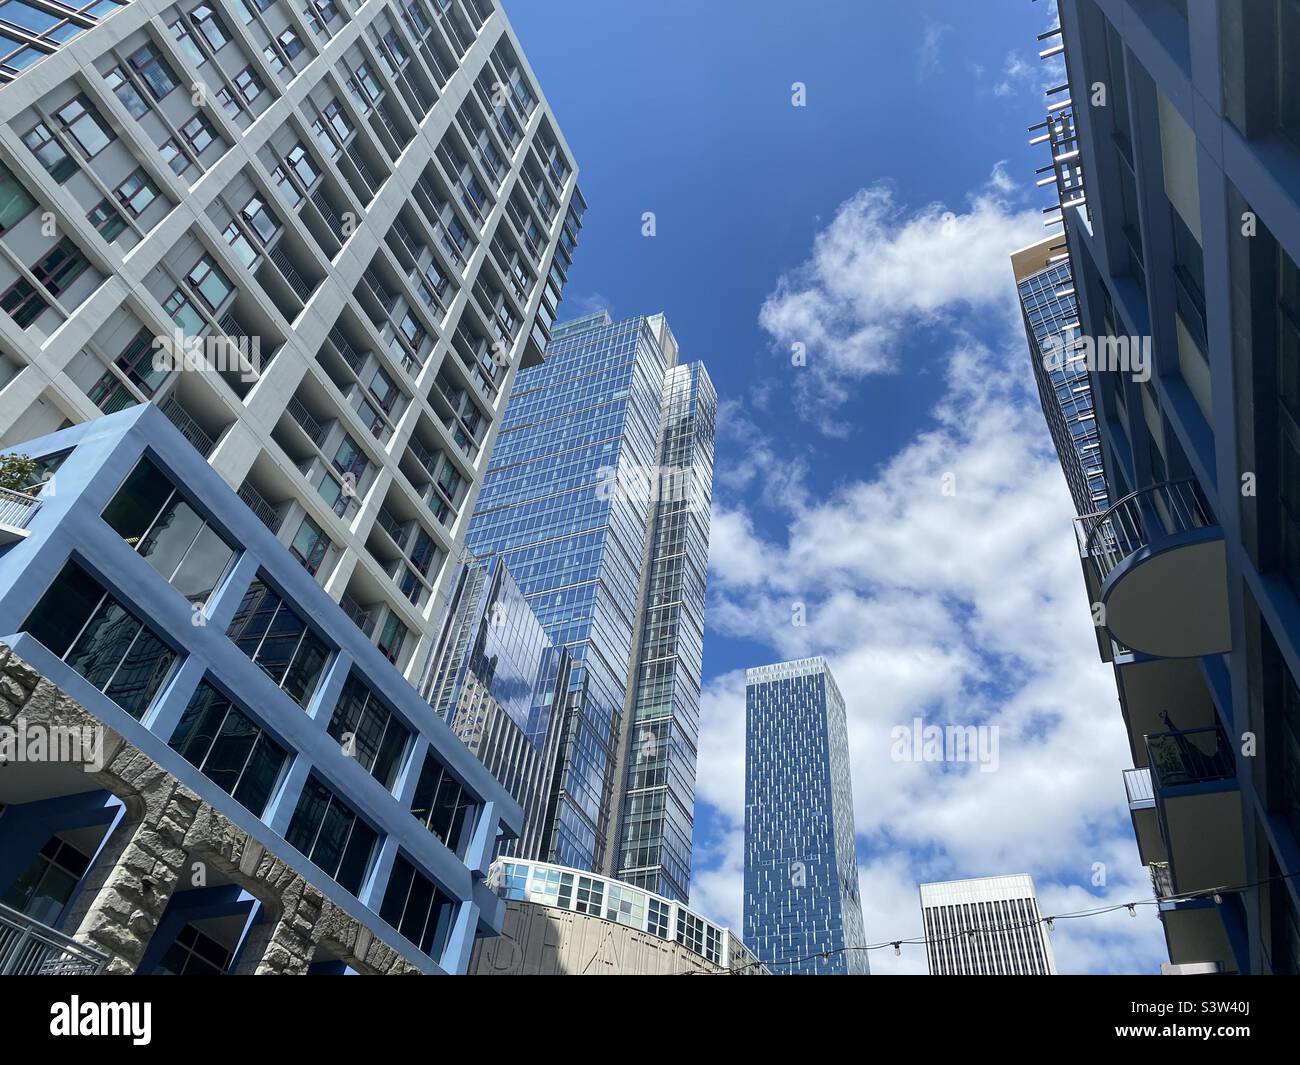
285,773 -> 378,894
215,86 -> 240,120
114,169 -> 158,217
290,516 -> 329,574
186,255 -> 233,310
675,908 -> 706,955
277,27 -> 302,59
127,43 -> 178,100
88,198 -> 128,242
333,435 -> 367,479
21,122 -> 76,182
1,837 -> 91,926
0,162 -> 35,234
234,65 -> 263,105
89,330 -> 165,410
23,561 -> 177,719
261,43 -> 283,74
327,674 -> 411,789
286,143 -> 318,187
1,278 -> 48,326
163,287 -> 205,335
104,67 -> 148,119
226,577 -> 330,707
188,3 -> 229,50
409,753 -> 474,853
222,221 -> 257,267
53,96 -> 113,159
31,238 -> 90,296
574,875 -> 603,915
240,194 -> 280,244
376,612 -> 406,664
168,680 -> 288,814
379,855 -> 455,960
168,18 -> 203,64
102,456 -> 237,603
353,62 -> 381,102
180,113 -> 216,154
647,896 -> 671,938
155,924 -> 231,975
159,138 -> 190,176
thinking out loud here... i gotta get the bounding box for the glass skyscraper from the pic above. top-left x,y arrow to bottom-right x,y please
1013,237 -> 1109,515
464,310 -> 715,901
420,554 -> 571,860
744,657 -> 869,975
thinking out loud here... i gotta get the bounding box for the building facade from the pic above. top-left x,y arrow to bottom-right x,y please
469,857 -> 765,975
1013,236 -> 1109,516
1030,0 -> 1300,975
420,552 -> 570,861
0,0 -> 584,687
0,404 -> 523,974
919,874 -> 1058,975
743,657 -> 869,975
464,310 -> 716,901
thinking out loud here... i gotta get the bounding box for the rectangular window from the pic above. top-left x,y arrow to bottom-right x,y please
1,277 -> 48,326
226,577 -> 330,707
234,65 -> 263,105
127,43 -> 179,100
180,113 -> 216,155
101,455 -> 237,604
409,753 -> 474,854
87,198 -> 128,242
376,611 -> 406,665
285,773 -> 377,894
240,194 -> 280,244
159,138 -> 190,177
21,122 -> 76,183
23,561 -> 177,719
104,67 -> 148,119
186,255 -> 233,310
53,95 -> 113,159
31,238 -> 90,297
379,855 -> 455,960
188,3 -> 229,50
290,516 -> 329,574
114,169 -> 158,217
168,680 -> 287,815
327,674 -> 411,789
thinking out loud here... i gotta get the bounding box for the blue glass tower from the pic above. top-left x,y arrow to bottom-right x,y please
744,657 -> 868,975
464,310 -> 715,901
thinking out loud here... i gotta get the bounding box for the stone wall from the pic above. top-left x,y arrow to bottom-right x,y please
0,643 -> 422,975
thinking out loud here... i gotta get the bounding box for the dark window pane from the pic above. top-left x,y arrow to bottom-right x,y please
310,794 -> 351,879
66,601 -> 141,691
336,817 -> 376,894
202,703 -> 258,794
233,733 -> 286,815
103,625 -> 174,718
255,602 -> 304,683
286,776 -> 330,854
102,457 -> 174,544
24,563 -> 104,656
282,631 -> 328,706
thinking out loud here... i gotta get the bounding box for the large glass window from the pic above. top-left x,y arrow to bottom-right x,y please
127,43 -> 178,100
290,516 -> 329,574
168,680 -> 288,815
102,456 -> 237,605
379,855 -> 455,960
53,96 -> 113,159
409,753 -> 474,854
327,675 -> 411,790
1,837 -> 91,926
155,923 -> 231,975
226,577 -> 330,706
21,121 -> 76,182
284,773 -> 377,894
0,161 -> 35,234
23,561 -> 177,719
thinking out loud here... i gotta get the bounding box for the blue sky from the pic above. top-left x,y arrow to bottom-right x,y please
504,0 -> 1166,973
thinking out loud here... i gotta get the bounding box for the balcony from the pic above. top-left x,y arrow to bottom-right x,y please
0,486 -> 41,545
0,902 -> 109,974
159,394 -> 216,457
1146,725 -> 1246,896
1077,480 -> 1228,658
237,481 -> 284,533
1122,767 -> 1166,867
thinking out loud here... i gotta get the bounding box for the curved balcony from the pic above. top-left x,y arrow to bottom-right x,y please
1081,480 -> 1229,658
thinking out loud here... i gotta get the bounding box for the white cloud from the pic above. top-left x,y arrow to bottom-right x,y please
757,167 -> 1043,425
690,175 -> 1165,974
917,19 -> 951,81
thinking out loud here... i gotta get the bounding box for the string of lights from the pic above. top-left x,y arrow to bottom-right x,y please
679,867 -> 1300,975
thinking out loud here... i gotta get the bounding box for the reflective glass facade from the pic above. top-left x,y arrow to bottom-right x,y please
465,311 -> 715,900
744,657 -> 869,975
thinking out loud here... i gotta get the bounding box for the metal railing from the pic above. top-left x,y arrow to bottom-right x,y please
1081,479 -> 1216,583
1123,766 -> 1154,804
1147,725 -> 1235,789
158,394 -> 216,457
0,902 -> 109,975
0,485 -> 41,532
287,396 -> 327,446
270,245 -> 314,301
237,481 -> 283,532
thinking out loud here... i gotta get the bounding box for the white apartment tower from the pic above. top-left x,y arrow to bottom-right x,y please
0,0 -> 584,681
919,874 -> 1058,975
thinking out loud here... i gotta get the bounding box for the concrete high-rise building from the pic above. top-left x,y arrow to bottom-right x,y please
1012,236 -> 1109,516
469,857 -> 766,975
919,874 -> 1057,975
0,0 -> 584,688
743,657 -> 868,975
465,310 -> 716,902
0,407 -> 523,974
420,552 -> 570,861
1024,1 -> 1300,975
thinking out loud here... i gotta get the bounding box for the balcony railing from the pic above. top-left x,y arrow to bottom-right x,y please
1081,479 -> 1215,583
1149,862 -> 1175,900
0,485 -> 41,533
0,902 -> 109,975
340,592 -> 375,636
287,396 -> 327,446
1147,725 -> 1235,789
237,481 -> 283,532
270,246 -> 314,301
159,394 -> 216,457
